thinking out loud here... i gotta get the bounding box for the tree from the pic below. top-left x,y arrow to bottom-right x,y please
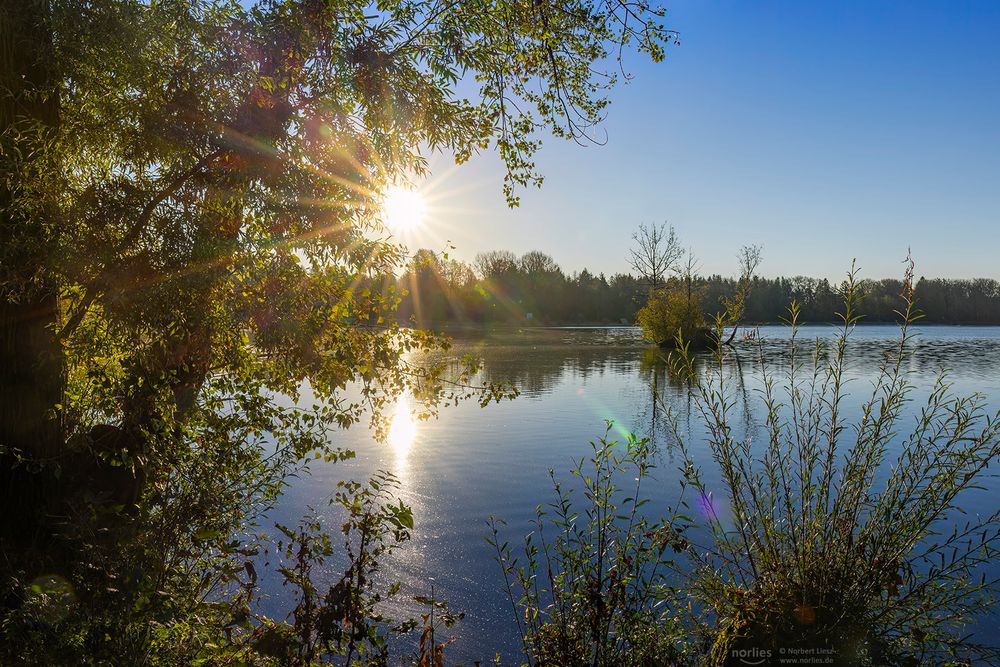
1,0 -> 63,469
518,250 -> 564,321
398,250 -> 479,324
630,226 -> 707,347
629,222 -> 683,292
475,250 -> 521,281
679,246 -> 700,315
519,250 -> 560,276
0,0 -> 675,661
475,250 -> 522,321
720,243 -> 762,344
636,284 -> 705,346
636,245 -> 707,347
401,249 -> 449,325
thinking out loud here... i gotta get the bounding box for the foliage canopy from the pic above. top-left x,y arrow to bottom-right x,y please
0,0 -> 675,661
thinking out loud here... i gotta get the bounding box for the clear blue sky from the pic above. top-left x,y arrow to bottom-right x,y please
403,0 -> 1000,281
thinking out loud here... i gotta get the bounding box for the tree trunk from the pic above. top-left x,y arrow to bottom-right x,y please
0,0 -> 64,541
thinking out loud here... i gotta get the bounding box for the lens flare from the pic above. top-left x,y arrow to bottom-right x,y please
380,184 -> 426,232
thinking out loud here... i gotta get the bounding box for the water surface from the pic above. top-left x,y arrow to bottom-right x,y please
266,325 -> 1000,662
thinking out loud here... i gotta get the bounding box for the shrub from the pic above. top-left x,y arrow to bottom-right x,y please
489,424 -> 696,666
676,262 -> 1000,665
637,285 -> 706,348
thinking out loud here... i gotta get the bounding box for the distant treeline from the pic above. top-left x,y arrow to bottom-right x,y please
393,249 -> 1000,326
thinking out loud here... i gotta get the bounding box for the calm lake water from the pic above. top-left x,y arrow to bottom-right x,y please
264,325 -> 1000,663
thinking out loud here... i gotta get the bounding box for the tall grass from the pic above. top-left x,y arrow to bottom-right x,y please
677,260 -> 1000,665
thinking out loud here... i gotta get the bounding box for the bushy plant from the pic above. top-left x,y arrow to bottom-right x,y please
247,471 -> 415,665
637,285 -> 706,348
675,261 -> 1000,665
489,424 -> 696,666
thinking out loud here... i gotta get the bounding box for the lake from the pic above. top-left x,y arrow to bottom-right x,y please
264,325 -> 1000,663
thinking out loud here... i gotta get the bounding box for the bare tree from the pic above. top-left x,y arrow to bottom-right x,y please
629,222 -> 683,291
721,244 -> 763,345
680,246 -> 701,309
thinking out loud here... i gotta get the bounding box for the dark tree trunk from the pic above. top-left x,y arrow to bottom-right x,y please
0,0 -> 64,544
723,325 -> 738,346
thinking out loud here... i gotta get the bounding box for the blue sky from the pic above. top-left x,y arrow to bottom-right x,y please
402,0 -> 1000,281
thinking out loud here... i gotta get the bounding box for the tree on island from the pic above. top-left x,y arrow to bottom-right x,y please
718,243 -> 762,344
631,223 -> 763,348
630,224 -> 707,347
629,221 -> 683,293
637,280 -> 706,345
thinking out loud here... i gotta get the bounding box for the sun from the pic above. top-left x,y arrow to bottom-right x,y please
380,184 -> 427,232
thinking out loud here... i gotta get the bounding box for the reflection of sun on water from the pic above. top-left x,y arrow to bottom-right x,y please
387,393 -> 417,460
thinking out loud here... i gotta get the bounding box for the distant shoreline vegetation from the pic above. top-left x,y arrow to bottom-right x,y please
391,248 -> 1000,327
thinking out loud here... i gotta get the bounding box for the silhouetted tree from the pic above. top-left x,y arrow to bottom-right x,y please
629,222 -> 683,292
720,244 -> 763,343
